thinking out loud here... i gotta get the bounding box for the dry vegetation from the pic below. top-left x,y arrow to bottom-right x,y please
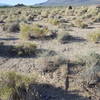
0,5 -> 100,100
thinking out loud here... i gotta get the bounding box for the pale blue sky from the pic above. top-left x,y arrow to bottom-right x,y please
0,0 -> 47,5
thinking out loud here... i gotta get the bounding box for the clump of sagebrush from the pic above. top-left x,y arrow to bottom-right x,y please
41,10 -> 50,18
76,52 -> 100,67
65,8 -> 74,16
20,23 -> 49,40
31,24 -> 49,38
2,22 -> 20,32
0,71 -> 36,100
19,23 -> 31,40
48,18 -> 60,25
93,13 -> 100,22
34,55 -> 67,73
80,52 -> 100,98
73,19 -> 88,28
87,30 -> 100,43
10,42 -> 37,56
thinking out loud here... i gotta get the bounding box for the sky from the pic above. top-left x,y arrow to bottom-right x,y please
0,0 -> 47,5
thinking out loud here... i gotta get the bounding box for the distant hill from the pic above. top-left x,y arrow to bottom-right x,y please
36,0 -> 100,6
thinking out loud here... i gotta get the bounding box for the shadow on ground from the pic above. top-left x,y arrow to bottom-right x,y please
0,37 -> 18,41
28,83 -> 90,100
61,36 -> 86,44
0,45 -> 57,58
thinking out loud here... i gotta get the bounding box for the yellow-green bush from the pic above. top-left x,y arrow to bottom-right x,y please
48,18 -> 60,25
87,30 -> 100,43
93,13 -> 100,22
20,23 -> 49,40
19,23 -> 32,40
31,24 -> 49,37
0,72 -> 35,100
73,19 -> 88,28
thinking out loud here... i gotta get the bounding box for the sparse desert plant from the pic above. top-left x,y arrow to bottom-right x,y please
31,24 -> 49,38
10,42 -> 37,56
65,8 -> 74,16
0,72 -> 36,100
73,19 -> 88,28
93,13 -> 100,22
2,22 -> 20,32
41,10 -> 49,18
76,52 -> 100,67
19,23 -> 32,40
34,55 -> 67,73
48,18 -> 60,25
87,30 -> 100,43
80,52 -> 100,98
20,23 -> 49,40
26,14 -> 34,21
57,30 -> 72,43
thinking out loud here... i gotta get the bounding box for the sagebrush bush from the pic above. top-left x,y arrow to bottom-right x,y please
76,52 -> 100,67
57,30 -> 71,43
80,52 -> 100,97
20,23 -> 49,40
87,30 -> 100,43
48,18 -> 60,25
31,24 -> 49,38
93,13 -> 100,22
34,55 -> 67,73
2,22 -> 20,32
73,19 -> 88,28
10,42 -> 37,56
20,23 -> 31,40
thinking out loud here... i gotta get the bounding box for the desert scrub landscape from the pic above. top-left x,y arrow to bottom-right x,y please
0,5 -> 100,100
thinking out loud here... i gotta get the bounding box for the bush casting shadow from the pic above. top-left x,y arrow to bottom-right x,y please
0,45 -> 57,58
60,36 -> 86,44
30,32 -> 57,41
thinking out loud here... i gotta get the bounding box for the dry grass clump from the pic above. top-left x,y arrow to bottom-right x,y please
41,10 -> 49,18
20,23 -> 49,40
73,19 -> 88,28
34,55 -> 67,73
93,13 -> 100,22
2,22 -> 20,32
10,42 -> 37,56
76,52 -> 100,67
31,24 -> 49,38
80,52 -> 100,98
57,30 -> 72,44
19,23 -> 32,40
48,18 -> 60,25
65,8 -> 74,16
87,30 -> 100,43
0,72 -> 36,100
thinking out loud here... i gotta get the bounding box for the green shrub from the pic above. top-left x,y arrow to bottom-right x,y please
87,30 -> 100,43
